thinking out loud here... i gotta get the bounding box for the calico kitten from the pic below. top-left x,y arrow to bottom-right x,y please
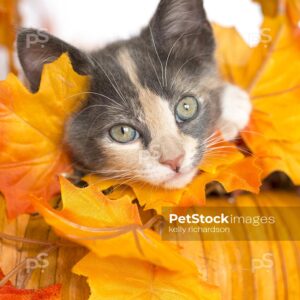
17,0 -> 251,189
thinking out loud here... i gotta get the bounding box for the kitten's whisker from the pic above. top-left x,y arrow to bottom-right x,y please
149,26 -> 165,87
202,136 -> 232,148
164,32 -> 186,87
206,145 -> 244,150
148,52 -> 163,90
238,129 -> 268,138
106,55 -> 127,97
64,92 -> 123,109
204,136 -> 226,146
164,32 -> 203,87
82,104 -> 121,111
213,122 -> 260,143
91,58 -> 128,105
85,113 -> 107,140
204,135 -> 253,155
203,151 -> 238,157
204,146 -> 254,157
70,104 -> 121,124
76,170 -> 142,189
204,138 -> 240,148
170,54 -> 207,89
203,130 -> 219,142
201,134 -> 223,147
88,173 -> 141,188
105,58 -> 129,105
204,143 -> 242,151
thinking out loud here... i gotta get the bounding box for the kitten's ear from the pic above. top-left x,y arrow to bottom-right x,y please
17,28 -> 93,92
148,0 -> 214,57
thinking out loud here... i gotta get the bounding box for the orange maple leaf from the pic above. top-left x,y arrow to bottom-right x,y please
287,0 -> 300,26
175,192 -> 300,299
34,177 -> 198,273
254,0 -> 300,26
0,269 -> 61,300
214,3 -> 300,184
73,253 -> 221,300
33,178 -> 220,299
0,54 -> 88,218
0,0 -> 19,72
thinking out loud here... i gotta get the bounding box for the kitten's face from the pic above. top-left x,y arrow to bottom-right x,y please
17,0 -> 223,188
67,46 -> 222,188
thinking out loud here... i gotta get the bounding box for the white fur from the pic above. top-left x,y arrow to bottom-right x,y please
218,84 -> 252,141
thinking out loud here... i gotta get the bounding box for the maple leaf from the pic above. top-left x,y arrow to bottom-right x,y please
73,253 -> 221,300
175,192 -> 300,299
0,0 -> 17,45
287,0 -> 300,26
254,0 -> 300,26
34,177 -> 198,273
214,4 -> 300,184
0,0 -> 19,72
0,54 -> 88,218
0,269 -> 61,300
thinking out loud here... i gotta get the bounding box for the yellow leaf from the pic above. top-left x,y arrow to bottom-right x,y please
254,0 -> 300,26
0,0 -> 19,72
34,177 -> 198,273
175,192 -> 300,299
73,253 -> 221,300
0,54 -> 88,217
215,8 -> 300,183
242,21 -> 300,184
287,0 -> 300,26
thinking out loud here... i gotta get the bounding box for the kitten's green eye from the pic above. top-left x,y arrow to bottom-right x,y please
175,96 -> 199,122
109,125 -> 139,143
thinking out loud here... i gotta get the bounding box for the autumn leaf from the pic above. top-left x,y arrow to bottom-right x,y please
175,192 -> 300,299
0,0 -> 19,72
85,174 -> 186,212
0,54 -> 88,218
182,141 -> 261,206
0,0 -> 18,46
0,269 -> 61,300
287,0 -> 300,26
242,19 -> 300,184
182,157 -> 261,207
34,177 -> 198,273
73,253 -> 221,300
214,2 -> 300,184
0,194 -> 90,299
254,0 -> 300,26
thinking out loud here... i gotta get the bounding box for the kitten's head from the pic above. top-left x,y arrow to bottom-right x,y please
17,0 -> 223,189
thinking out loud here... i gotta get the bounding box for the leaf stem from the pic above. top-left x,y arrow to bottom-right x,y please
0,232 -> 76,247
0,232 -> 54,246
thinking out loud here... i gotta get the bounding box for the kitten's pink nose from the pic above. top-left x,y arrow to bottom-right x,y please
160,153 -> 185,173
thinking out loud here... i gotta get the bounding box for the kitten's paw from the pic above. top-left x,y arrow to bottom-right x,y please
218,84 -> 252,141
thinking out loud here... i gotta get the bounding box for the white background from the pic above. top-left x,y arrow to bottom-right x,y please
1,0 -> 264,79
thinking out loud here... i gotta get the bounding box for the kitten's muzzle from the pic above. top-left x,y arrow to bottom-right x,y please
159,152 -> 185,173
